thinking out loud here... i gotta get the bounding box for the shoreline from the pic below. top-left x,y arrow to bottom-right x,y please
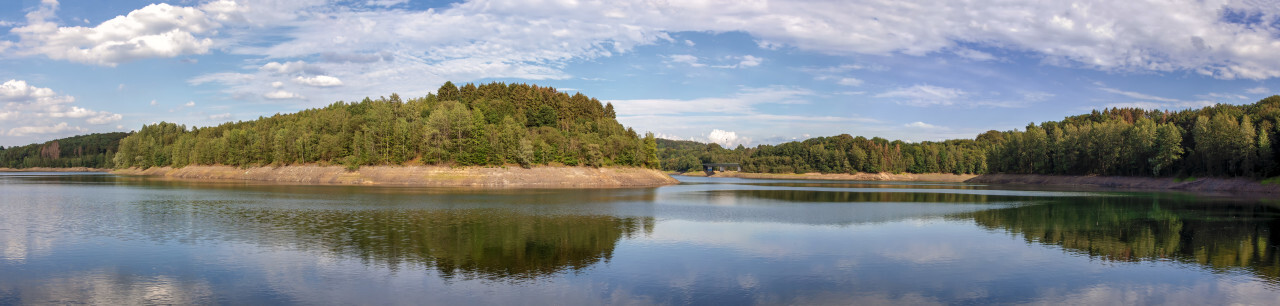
677,171 -> 976,182
112,165 -> 679,188
679,171 -> 1280,193
0,167 -> 110,172
965,174 -> 1280,194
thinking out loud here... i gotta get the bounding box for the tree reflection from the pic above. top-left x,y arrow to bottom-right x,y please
216,207 -> 653,281
962,195 -> 1280,282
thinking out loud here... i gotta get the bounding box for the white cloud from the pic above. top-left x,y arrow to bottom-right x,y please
953,48 -> 996,61
904,121 -> 940,129
667,54 -> 705,67
208,113 -> 232,120
293,75 -> 343,87
149,99 -> 157,106
875,85 -> 967,106
184,101 -> 196,107
683,39 -> 695,46
710,55 -> 763,69
1097,86 -> 1179,102
0,80 -> 121,135
609,86 -> 814,116
263,90 -> 304,100
8,2 -> 217,66
1246,86 -> 1271,94
271,82 -> 284,88
366,0 -> 409,7
87,113 -> 123,124
707,129 -> 750,147
7,122 -> 86,136
260,61 -> 321,75
11,0 -> 1280,83
837,78 -> 864,86
734,55 -> 762,68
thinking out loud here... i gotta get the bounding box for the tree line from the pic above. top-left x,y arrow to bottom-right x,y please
658,95 -> 1280,178
0,132 -> 127,169
4,83 -> 1278,180
111,82 -> 659,170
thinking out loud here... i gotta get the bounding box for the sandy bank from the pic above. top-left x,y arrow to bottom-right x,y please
0,167 -> 109,172
113,165 -> 679,188
682,171 -> 977,182
966,174 -> 1280,193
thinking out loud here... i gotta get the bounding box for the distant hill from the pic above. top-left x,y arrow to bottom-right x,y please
0,132 -> 128,169
657,95 -> 1280,179
111,82 -> 659,170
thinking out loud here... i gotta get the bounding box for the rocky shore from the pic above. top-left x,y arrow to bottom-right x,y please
113,165 -> 679,188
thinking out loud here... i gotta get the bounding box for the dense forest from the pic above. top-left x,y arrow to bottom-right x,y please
4,82 -> 1278,180
0,132 -> 127,169
111,82 -> 660,170
658,95 -> 1280,179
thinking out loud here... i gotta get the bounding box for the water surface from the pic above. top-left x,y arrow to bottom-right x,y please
2,172 -> 1279,305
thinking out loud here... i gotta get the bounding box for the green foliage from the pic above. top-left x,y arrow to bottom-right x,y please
112,82 -> 649,169
988,100 -> 1280,178
0,132 -> 128,169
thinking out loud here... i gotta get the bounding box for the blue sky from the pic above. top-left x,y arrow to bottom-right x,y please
1,0 -> 1278,147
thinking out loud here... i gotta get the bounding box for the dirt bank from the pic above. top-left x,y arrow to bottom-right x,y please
113,165 -> 679,188
966,174 -> 1280,193
684,171 -> 977,182
0,167 -> 109,172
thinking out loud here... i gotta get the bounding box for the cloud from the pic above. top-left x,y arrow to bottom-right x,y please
8,2 -> 217,66
263,90 -> 304,100
953,48 -> 996,61
837,78 -> 864,86
11,0 -> 1280,82
149,99 -> 157,106
87,113 -> 123,124
184,101 -> 196,107
0,80 -> 121,140
1094,84 -> 1219,110
609,86 -> 814,116
711,55 -> 763,69
1097,86 -> 1179,102
904,121 -> 940,129
1246,86 -> 1271,94
208,113 -> 232,120
707,129 -> 750,147
293,75 -> 343,87
876,85 -> 967,106
6,122 -> 86,136
260,61 -> 322,75
667,54 -> 705,67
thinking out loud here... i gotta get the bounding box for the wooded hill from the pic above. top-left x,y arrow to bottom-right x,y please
5,83 -> 1279,180
0,132 -> 127,169
111,82 -> 659,170
659,95 -> 1280,179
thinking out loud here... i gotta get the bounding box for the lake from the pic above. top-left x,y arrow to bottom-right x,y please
2,172 -> 1279,305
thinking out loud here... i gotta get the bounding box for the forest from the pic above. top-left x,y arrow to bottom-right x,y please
658,95 -> 1280,179
110,82 -> 659,170
3,82 -> 1279,180
0,132 -> 127,169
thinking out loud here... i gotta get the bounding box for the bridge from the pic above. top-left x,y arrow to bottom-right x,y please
702,163 -> 741,175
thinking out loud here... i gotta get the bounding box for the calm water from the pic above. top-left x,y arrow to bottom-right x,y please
3,173 -> 1280,305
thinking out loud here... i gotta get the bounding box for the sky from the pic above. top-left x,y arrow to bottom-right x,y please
2,0 -> 1280,148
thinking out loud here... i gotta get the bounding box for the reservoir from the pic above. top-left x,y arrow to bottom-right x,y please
2,172 -> 1279,304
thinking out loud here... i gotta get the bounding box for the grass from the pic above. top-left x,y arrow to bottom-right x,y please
1263,176 -> 1280,185
1174,177 -> 1198,183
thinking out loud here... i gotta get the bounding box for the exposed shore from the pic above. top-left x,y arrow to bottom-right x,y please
681,171 -> 1280,193
679,171 -> 977,182
112,165 -> 679,188
965,174 -> 1280,193
0,167 -> 110,172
